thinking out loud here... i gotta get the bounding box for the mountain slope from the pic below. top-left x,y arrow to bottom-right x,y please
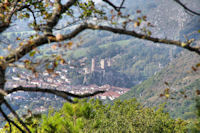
119,50 -> 200,119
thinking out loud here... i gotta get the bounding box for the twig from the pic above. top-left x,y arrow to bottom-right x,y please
102,0 -> 125,12
3,100 -> 31,133
174,0 -> 200,16
0,107 -> 25,133
8,119 -> 12,133
6,86 -> 106,102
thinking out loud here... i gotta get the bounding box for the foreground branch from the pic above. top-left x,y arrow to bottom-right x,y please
102,0 -> 125,11
6,86 -> 106,102
174,0 -> 200,16
0,1 -> 29,33
0,107 -> 25,133
85,24 -> 200,55
3,100 -> 31,133
5,23 -> 200,65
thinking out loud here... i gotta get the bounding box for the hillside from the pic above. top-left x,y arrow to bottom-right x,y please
35,35 -> 176,87
119,50 -> 200,119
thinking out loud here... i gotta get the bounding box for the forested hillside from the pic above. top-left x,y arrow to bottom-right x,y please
120,50 -> 200,119
38,33 -> 175,87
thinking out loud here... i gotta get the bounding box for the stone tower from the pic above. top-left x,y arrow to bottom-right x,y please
107,58 -> 111,67
91,58 -> 95,72
100,59 -> 105,69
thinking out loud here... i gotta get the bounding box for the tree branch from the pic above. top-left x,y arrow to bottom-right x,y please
41,0 -> 78,35
174,0 -> 200,16
8,119 -> 12,133
0,23 -> 9,34
102,0 -> 125,12
3,100 -> 31,133
6,86 -> 106,102
5,22 -> 200,65
0,0 -> 26,33
26,7 -> 37,27
85,24 -> 200,55
0,1 -> 44,33
0,107 -> 26,133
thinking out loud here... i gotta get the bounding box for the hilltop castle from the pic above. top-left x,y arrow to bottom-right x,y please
83,58 -> 111,75
83,58 -> 111,85
91,58 -> 111,72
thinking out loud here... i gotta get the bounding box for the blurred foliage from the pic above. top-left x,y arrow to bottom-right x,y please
1,98 -> 190,133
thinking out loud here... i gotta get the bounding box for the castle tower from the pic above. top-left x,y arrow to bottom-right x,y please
169,48 -> 173,61
100,59 -> 105,69
91,58 -> 95,72
107,58 -> 111,67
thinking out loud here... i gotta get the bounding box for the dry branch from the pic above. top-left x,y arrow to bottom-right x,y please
174,0 -> 200,16
5,23 -> 199,66
3,100 -> 31,133
0,107 -> 26,133
6,86 -> 106,102
102,0 -> 125,11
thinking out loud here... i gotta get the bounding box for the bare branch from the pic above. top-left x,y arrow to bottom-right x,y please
0,23 -> 9,34
174,0 -> 200,16
26,7 -> 37,27
54,18 -> 83,30
5,22 -> 200,65
0,1 -> 42,33
0,0 -> 24,33
85,24 -> 200,55
0,89 -> 8,96
0,107 -> 26,133
41,0 -> 78,35
102,0 -> 125,11
119,0 -> 125,9
62,23 -> 200,55
62,0 -> 78,10
6,86 -> 106,101
3,100 -> 31,133
8,119 -> 12,133
5,35 -> 48,63
4,24 -> 88,64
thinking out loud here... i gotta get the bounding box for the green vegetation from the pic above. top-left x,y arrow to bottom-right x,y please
119,51 -> 200,119
42,33 -> 173,87
1,98 -> 189,133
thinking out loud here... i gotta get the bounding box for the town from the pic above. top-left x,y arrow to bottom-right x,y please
4,58 -> 130,113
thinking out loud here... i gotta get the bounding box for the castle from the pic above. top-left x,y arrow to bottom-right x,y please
83,58 -> 111,75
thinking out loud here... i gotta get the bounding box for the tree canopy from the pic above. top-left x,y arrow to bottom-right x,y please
1,98 -> 190,133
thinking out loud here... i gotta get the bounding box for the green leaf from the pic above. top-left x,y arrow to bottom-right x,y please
29,51 -> 36,57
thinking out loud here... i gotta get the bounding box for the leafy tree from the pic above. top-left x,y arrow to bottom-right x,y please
188,97 -> 200,133
0,0 -> 199,132
2,99 -> 189,132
